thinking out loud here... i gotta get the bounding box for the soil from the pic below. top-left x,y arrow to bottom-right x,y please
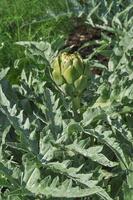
66,25 -> 101,57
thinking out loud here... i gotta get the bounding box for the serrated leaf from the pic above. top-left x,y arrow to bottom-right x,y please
67,142 -> 117,167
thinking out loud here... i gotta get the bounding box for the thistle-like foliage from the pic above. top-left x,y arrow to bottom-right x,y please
1,1 -> 133,200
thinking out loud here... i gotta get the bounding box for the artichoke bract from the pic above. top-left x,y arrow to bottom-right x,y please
52,52 -> 87,97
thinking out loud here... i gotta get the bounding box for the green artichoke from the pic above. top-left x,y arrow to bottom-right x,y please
52,52 -> 87,97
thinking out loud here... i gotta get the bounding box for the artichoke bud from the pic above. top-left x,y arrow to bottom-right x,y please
52,70 -> 64,85
73,57 -> 84,75
52,57 -> 60,71
51,57 -> 63,85
63,66 -> 78,84
60,53 -> 72,70
74,75 -> 87,94
52,52 -> 87,96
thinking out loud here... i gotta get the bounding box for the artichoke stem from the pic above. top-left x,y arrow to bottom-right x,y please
72,96 -> 81,121
72,96 -> 80,110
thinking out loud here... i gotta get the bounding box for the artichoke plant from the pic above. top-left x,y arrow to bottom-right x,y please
52,52 -> 87,97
